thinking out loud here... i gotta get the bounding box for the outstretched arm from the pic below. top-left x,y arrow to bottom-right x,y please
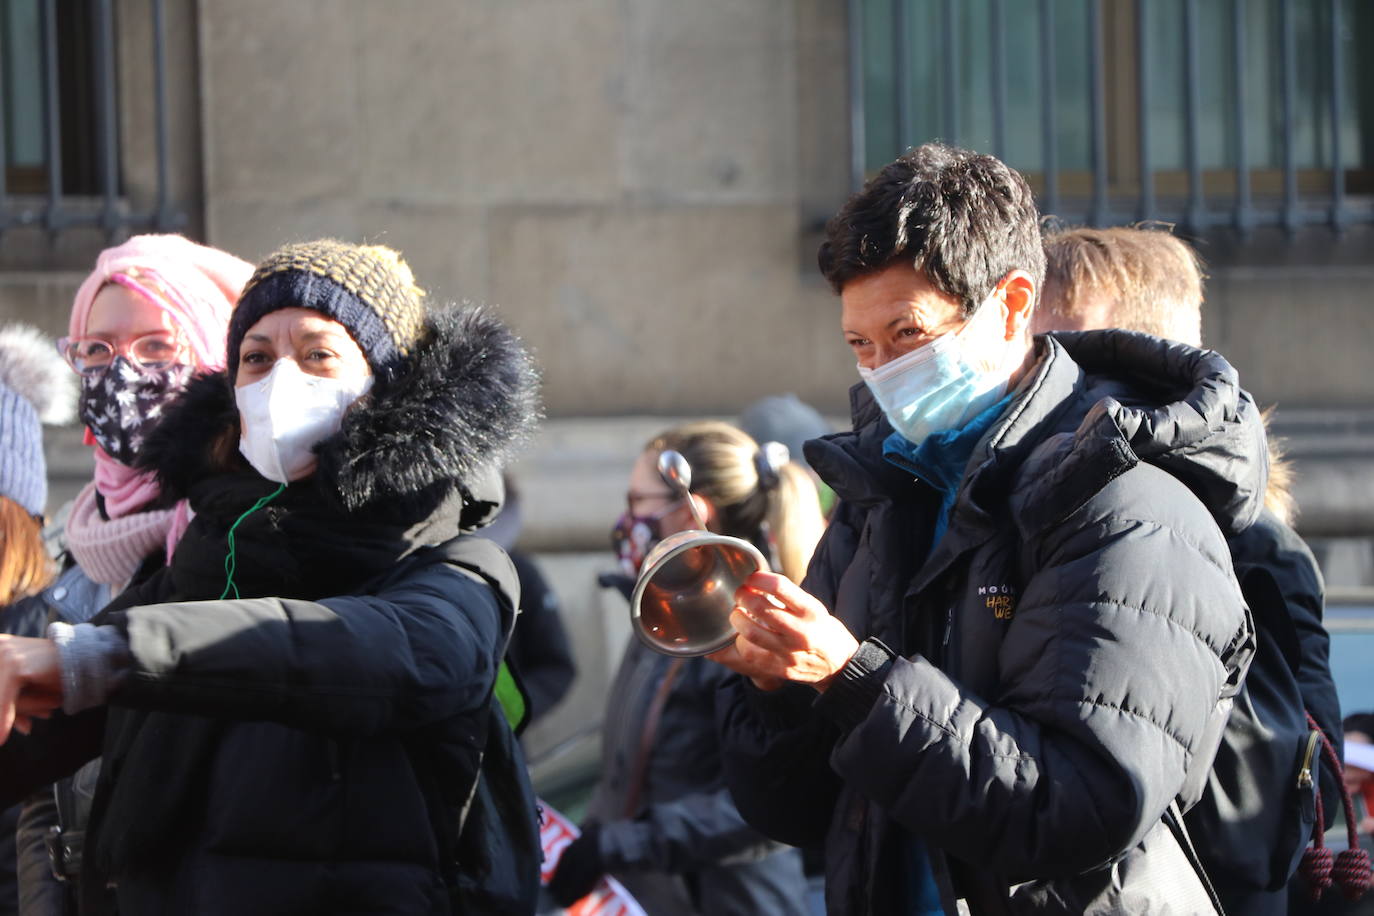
0,561 -> 507,741
106,562 -> 506,734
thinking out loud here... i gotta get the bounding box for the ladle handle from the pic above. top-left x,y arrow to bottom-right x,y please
658,449 -> 709,530
683,493 -> 708,531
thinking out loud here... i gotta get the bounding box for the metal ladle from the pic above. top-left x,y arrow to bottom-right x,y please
657,449 -> 708,530
629,449 -> 769,656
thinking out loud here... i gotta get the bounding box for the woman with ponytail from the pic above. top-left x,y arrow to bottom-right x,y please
548,420 -> 822,916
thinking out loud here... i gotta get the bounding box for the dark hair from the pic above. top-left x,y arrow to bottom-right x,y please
1345,713 -> 1374,737
818,143 -> 1045,315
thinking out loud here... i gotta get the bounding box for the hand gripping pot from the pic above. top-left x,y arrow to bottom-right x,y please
630,529 -> 768,657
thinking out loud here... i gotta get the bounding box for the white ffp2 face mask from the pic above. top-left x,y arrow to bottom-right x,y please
235,359 -> 374,483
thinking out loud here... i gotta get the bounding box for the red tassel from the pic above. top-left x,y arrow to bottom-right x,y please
1306,713 -> 1374,901
1335,848 -> 1373,901
1302,744 -> 1334,902
1302,845 -> 1335,900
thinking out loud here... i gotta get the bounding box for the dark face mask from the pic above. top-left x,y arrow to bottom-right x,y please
611,510 -> 668,577
79,357 -> 193,465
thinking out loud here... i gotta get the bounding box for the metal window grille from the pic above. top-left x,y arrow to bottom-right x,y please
848,0 -> 1372,234
0,0 -> 180,239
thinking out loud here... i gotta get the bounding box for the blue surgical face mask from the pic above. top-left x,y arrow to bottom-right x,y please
857,296 -> 1016,447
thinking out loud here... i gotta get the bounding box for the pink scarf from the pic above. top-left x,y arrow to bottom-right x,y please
65,481 -> 191,588
88,432 -> 161,517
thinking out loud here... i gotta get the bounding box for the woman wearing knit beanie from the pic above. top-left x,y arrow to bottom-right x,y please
0,240 -> 543,915
8,235 -> 249,916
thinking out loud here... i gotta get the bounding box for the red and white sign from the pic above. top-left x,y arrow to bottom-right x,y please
539,799 -> 646,916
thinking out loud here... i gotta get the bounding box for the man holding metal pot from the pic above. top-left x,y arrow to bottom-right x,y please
710,143 -> 1261,915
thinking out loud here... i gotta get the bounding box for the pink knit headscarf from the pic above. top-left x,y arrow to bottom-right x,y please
68,235 -> 251,562
69,233 -> 251,370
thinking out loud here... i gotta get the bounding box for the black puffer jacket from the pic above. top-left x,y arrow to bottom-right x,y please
0,305 -> 542,916
717,331 -> 1260,915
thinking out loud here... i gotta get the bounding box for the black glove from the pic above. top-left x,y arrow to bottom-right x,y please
548,823 -> 604,907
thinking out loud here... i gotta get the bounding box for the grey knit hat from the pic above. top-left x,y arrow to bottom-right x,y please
0,326 -> 76,516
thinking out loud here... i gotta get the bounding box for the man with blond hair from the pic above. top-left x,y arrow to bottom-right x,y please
1035,225 -> 1203,345
1036,224 -> 1344,914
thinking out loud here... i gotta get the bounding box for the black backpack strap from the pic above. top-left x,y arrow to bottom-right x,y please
1164,800 -> 1227,915
428,536 -> 531,734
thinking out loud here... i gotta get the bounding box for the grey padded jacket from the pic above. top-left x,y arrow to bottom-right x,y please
716,330 -> 1260,915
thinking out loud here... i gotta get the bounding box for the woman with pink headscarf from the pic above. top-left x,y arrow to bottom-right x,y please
14,234 -> 249,915
60,235 -> 250,584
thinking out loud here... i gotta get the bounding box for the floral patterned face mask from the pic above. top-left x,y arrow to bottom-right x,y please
79,357 -> 193,466
610,500 -> 683,577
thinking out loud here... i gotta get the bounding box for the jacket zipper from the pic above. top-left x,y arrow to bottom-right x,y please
1297,729 -> 1321,790
934,604 -> 955,670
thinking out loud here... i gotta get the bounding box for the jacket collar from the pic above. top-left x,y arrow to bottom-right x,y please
1048,329 -> 1268,536
802,384 -> 915,509
911,336 -> 1090,594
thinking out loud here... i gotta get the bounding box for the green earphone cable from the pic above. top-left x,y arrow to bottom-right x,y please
219,482 -> 287,600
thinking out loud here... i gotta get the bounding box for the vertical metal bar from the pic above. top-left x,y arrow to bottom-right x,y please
1183,0 -> 1205,232
1088,0 -> 1107,225
847,0 -> 866,190
1232,0 -> 1251,233
942,0 -> 958,144
1280,0 -> 1299,233
0,5 -> 9,211
894,0 -> 912,151
1040,0 -> 1058,216
152,0 -> 173,228
991,0 -> 1007,160
1329,0 -> 1345,231
94,0 -> 120,235
1137,0 -> 1154,221
40,0 -> 62,231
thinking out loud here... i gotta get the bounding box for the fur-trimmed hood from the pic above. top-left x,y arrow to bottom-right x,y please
140,303 -> 541,531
